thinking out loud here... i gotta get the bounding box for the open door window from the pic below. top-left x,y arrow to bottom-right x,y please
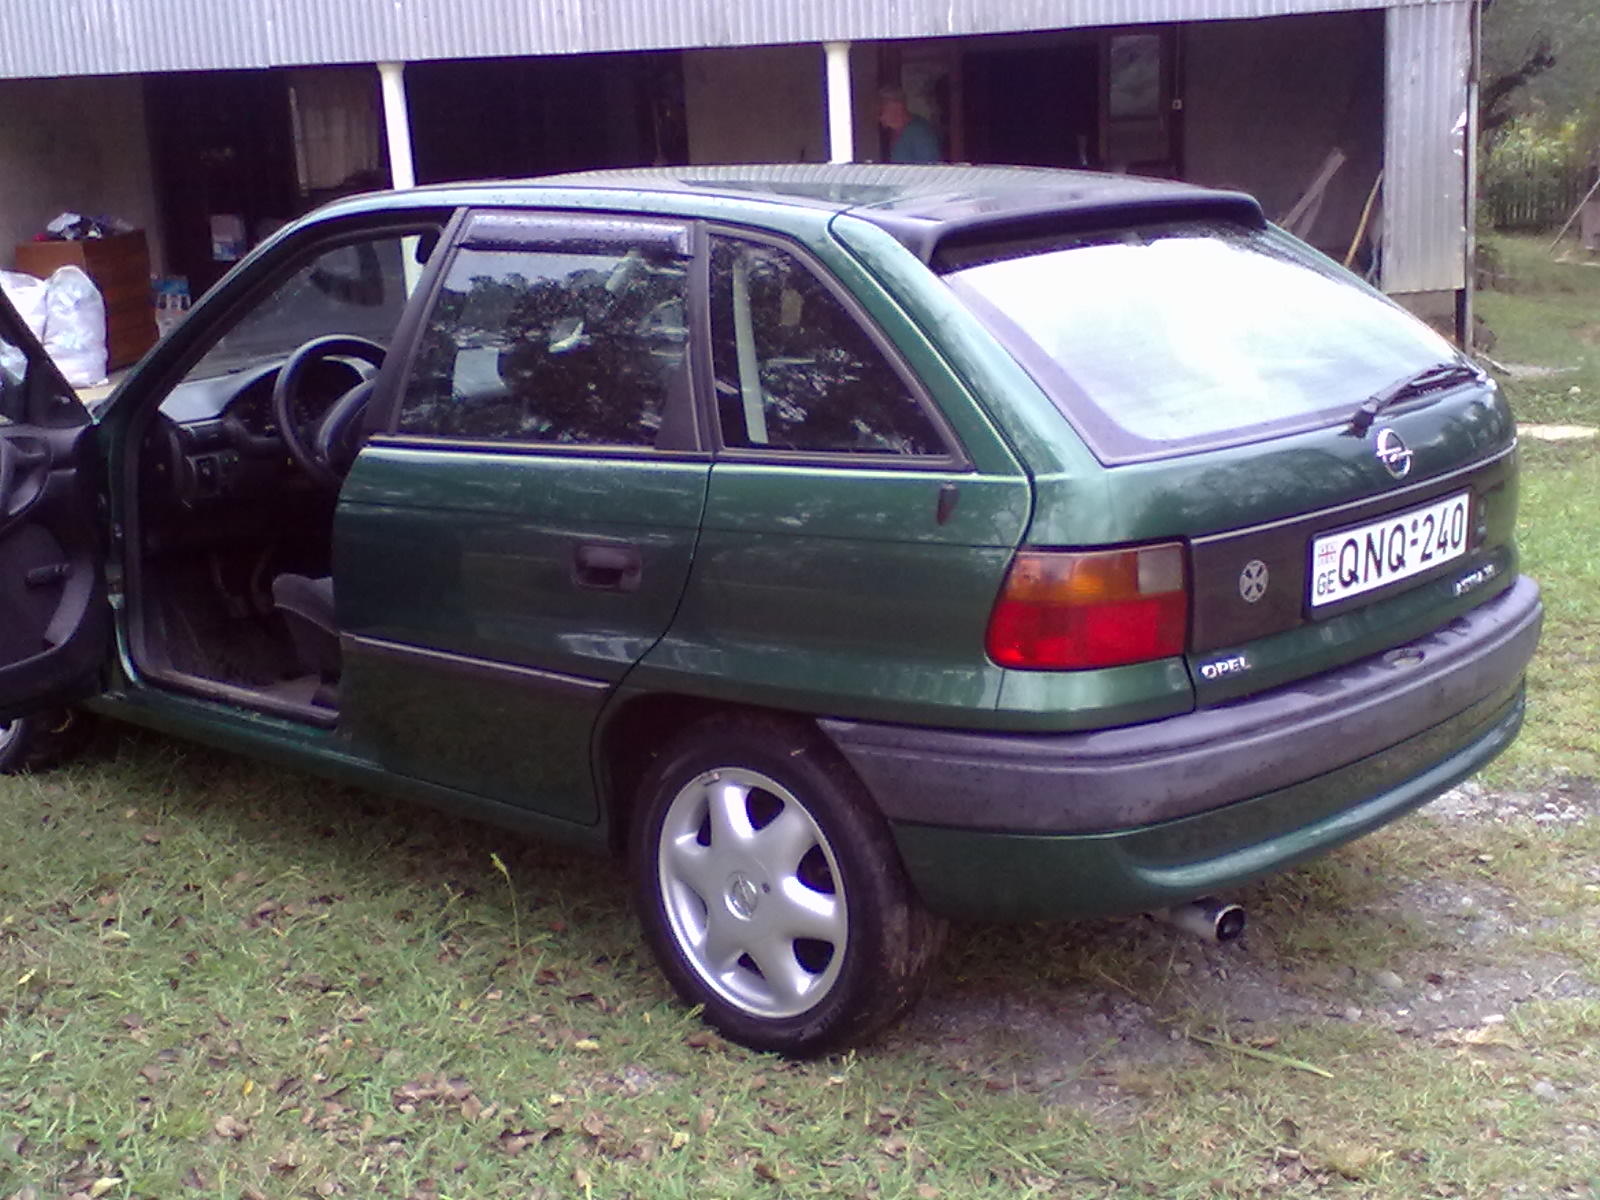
0,292 -> 109,720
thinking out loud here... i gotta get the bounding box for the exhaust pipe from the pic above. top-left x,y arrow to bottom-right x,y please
1151,897 -> 1246,943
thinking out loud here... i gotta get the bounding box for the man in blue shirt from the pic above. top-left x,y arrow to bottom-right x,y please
878,86 -> 941,164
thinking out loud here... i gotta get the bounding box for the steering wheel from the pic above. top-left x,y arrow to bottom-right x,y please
271,335 -> 386,490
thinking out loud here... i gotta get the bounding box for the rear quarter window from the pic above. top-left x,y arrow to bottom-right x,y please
709,236 -> 947,458
941,221 -> 1459,462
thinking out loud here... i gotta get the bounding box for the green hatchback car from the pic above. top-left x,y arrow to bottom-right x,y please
0,165 -> 1541,1054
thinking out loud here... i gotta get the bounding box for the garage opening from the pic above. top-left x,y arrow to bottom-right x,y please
405,51 -> 688,184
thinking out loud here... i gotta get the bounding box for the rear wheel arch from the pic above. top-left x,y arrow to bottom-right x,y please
594,692 -> 729,853
596,694 -> 873,853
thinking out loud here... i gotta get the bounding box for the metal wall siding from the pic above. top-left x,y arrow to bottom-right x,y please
1383,2 -> 1471,294
3,0 -> 1460,78
148,0 -> 273,71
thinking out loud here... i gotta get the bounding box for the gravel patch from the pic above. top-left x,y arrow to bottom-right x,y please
1492,362 -> 1577,379
1426,776 -> 1600,826
900,780 -> 1600,1109
1520,423 -> 1597,441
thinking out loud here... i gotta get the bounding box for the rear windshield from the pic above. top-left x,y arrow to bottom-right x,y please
941,220 -> 1460,461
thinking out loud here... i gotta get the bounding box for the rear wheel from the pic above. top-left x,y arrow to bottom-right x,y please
630,713 -> 944,1056
0,709 -> 94,774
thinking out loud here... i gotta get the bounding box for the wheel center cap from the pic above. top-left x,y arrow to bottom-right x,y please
726,873 -> 762,919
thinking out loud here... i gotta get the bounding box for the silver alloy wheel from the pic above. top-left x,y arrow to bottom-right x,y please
0,720 -> 18,756
656,766 -> 849,1020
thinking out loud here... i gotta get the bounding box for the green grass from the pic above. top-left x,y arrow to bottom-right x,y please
1477,233 -> 1600,782
3,745 -> 1599,1199
1506,437 -> 1600,780
1477,231 -> 1600,422
3,237 -> 1600,1198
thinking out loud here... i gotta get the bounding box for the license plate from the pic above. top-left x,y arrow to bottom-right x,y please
1309,491 -> 1470,608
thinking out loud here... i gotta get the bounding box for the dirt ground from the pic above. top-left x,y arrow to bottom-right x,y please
896,779 -> 1600,1113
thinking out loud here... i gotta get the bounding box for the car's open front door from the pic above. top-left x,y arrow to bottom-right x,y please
0,289 -> 110,720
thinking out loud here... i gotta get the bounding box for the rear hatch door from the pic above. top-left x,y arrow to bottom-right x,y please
938,215 -> 1517,707
1166,400 -> 1513,705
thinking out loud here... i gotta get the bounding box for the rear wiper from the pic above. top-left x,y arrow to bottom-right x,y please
1348,362 -> 1484,436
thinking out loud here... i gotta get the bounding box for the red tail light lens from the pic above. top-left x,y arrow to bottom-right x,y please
986,543 -> 1189,670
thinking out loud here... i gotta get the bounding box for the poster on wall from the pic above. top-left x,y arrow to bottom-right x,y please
210,214 -> 247,262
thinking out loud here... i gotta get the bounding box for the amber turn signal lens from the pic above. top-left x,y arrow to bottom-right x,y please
986,543 -> 1188,670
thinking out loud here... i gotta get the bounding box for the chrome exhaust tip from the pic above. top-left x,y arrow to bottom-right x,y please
1151,897 -> 1246,943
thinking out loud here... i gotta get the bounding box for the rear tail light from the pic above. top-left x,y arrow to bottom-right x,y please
986,543 -> 1189,670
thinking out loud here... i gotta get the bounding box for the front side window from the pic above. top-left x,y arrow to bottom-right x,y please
709,237 -> 944,457
942,220 -> 1460,460
0,334 -> 24,419
398,243 -> 689,447
188,234 -> 422,380
0,326 -> 84,429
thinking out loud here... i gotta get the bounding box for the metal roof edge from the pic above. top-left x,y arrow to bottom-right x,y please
0,0 -> 1469,81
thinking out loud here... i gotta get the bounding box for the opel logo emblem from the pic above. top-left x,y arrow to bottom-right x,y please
1239,559 -> 1269,604
726,874 -> 761,919
1375,428 -> 1413,479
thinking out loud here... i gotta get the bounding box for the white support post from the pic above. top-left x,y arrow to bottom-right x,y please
1461,0 -> 1481,349
824,41 -> 854,164
377,61 -> 424,293
377,61 -> 417,190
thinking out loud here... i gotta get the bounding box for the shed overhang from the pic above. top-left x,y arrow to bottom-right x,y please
1,0 -> 1463,80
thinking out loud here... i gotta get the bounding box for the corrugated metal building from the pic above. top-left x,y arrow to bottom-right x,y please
0,0 -> 1478,335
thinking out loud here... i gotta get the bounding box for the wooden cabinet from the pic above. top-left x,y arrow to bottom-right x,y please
14,231 -> 159,370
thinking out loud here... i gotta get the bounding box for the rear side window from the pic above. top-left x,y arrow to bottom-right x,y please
709,237 -> 944,457
399,242 -> 689,447
942,221 -> 1460,460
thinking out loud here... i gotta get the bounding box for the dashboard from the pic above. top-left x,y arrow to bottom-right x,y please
143,356 -> 375,508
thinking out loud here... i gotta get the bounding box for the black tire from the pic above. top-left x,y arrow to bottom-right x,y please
629,712 -> 945,1056
0,709 -> 96,775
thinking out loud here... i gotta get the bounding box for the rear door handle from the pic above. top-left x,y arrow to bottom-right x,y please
572,542 -> 643,592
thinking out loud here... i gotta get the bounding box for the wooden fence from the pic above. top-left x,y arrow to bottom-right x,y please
1481,149 -> 1596,231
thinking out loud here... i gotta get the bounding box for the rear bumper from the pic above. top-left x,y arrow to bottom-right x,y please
819,575 -> 1541,918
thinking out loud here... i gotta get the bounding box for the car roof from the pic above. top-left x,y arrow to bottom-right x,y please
319,164 -> 1266,264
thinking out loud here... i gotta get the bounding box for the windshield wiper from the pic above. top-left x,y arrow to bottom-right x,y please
1348,362 -> 1484,436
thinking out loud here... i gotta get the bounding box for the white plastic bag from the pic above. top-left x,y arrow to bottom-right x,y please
41,264 -> 107,388
0,269 -> 49,340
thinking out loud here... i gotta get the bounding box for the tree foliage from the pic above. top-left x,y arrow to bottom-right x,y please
1482,0 -> 1600,138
